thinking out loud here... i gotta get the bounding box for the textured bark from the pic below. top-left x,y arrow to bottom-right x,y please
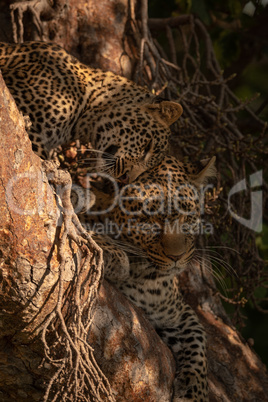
179,266 -> 268,401
0,71 -> 60,400
0,0 -> 136,77
0,73 -> 59,336
90,280 -> 175,402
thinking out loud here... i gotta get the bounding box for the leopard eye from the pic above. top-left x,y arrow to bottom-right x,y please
104,145 -> 119,156
143,139 -> 153,158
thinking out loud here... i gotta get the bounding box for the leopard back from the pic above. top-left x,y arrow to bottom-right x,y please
0,41 -> 182,182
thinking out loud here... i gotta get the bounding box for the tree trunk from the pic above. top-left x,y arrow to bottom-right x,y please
0,71 -> 175,401
0,0 -> 137,77
0,1 -> 268,401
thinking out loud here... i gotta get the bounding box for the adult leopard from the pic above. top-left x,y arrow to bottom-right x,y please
86,155 -> 216,401
0,41 -> 182,182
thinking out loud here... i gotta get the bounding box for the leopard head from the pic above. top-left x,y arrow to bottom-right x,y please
91,101 -> 183,183
98,155 -> 216,273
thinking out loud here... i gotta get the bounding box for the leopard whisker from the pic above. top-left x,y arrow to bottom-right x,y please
77,148 -> 116,159
80,159 -> 116,166
204,245 -> 240,254
121,247 -> 148,258
208,254 -> 236,278
90,165 -> 116,175
100,237 -> 147,257
78,160 -> 116,169
115,245 -> 147,258
193,256 -> 228,295
78,158 -> 115,163
201,256 -> 230,295
195,249 -> 237,277
208,256 -> 237,278
207,251 -> 237,274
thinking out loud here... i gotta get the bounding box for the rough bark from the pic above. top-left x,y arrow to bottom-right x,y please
179,266 -> 268,401
0,0 -> 136,77
0,71 -> 60,399
89,281 -> 175,402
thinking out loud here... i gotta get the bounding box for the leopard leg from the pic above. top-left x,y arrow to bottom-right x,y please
157,303 -> 208,402
117,272 -> 208,401
93,234 -> 130,281
28,127 -> 49,159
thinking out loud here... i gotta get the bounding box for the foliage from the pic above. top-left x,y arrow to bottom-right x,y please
150,0 -> 268,74
148,0 -> 268,365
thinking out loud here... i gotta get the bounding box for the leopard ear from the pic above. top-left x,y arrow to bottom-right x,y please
143,101 -> 183,126
189,156 -> 217,186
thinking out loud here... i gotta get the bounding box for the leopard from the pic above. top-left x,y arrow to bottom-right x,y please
0,41 -> 183,183
84,154 -> 217,401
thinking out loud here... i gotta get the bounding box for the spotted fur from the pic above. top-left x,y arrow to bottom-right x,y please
88,155 -> 216,401
0,41 -> 182,182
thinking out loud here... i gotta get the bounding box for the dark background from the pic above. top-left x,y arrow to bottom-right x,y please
149,0 -> 268,366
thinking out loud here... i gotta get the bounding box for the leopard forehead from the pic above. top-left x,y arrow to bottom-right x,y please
94,105 -> 169,149
119,156 -> 198,207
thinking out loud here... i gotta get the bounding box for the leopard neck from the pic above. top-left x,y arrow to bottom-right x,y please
85,68 -> 151,108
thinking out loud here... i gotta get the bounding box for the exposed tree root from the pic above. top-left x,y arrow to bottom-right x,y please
41,160 -> 115,402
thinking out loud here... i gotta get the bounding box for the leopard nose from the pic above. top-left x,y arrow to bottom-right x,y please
167,253 -> 185,262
